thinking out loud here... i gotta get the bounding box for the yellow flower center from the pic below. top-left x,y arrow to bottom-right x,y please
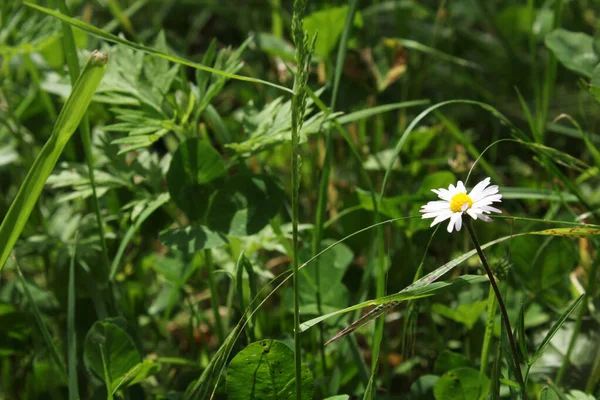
450,193 -> 473,213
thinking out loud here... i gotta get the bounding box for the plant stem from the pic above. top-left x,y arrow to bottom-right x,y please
205,250 -> 225,344
464,218 -> 526,394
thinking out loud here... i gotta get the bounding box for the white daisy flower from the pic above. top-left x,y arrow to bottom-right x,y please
420,177 -> 502,233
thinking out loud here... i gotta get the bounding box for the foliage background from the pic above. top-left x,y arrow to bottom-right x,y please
1,0 -> 600,399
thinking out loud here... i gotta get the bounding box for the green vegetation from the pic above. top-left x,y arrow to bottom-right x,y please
1,0 -> 600,399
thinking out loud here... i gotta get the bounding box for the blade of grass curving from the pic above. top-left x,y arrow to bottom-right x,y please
67,236 -> 79,400
555,114 -> 600,168
300,227 -> 600,336
389,37 -> 483,70
528,294 -> 584,366
0,50 -> 107,272
24,2 -> 293,94
380,99 -> 527,199
58,0 -> 111,280
15,259 -> 67,379
311,0 -> 358,384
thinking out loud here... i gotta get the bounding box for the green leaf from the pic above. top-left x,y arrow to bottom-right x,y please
545,29 -> 599,78
208,174 -> 284,237
112,359 -> 160,392
167,138 -> 226,220
528,294 -> 584,366
540,386 -> 561,400
159,224 -> 229,253
434,351 -> 471,375
432,300 -> 488,330
0,50 -> 107,272
433,367 -> 490,400
304,6 -> 362,57
226,339 -> 314,400
83,321 -> 140,389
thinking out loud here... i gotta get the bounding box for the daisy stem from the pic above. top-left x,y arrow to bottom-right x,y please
464,217 -> 526,395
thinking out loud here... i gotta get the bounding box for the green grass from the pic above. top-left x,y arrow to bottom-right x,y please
1,1 -> 600,399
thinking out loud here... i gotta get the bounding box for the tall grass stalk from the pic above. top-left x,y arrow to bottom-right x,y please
464,218 -> 526,396
0,50 -> 108,272
291,0 -> 314,398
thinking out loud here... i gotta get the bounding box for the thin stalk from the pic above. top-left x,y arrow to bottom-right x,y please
464,218 -> 526,395
205,250 -> 225,344
290,1 -> 313,398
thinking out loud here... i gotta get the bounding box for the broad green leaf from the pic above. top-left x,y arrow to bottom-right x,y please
434,351 -> 471,375
208,175 -> 284,237
545,29 -> 599,78
433,367 -> 490,400
304,6 -> 362,57
540,386 -> 561,400
83,321 -> 140,390
159,224 -> 228,253
167,138 -> 226,220
432,300 -> 488,330
528,294 -> 584,366
0,50 -> 107,272
284,240 -> 354,315
226,339 -> 314,400
410,375 -> 439,398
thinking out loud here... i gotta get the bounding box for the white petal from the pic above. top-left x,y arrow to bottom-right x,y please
467,209 -> 479,220
456,181 -> 467,193
479,214 -> 493,222
430,210 -> 454,227
468,177 -> 491,201
454,215 -> 463,231
421,200 -> 450,212
432,188 -> 452,201
447,213 -> 460,233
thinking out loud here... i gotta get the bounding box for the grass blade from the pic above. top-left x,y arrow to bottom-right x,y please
68,237 -> 79,400
24,2 -> 293,95
58,0 -> 111,280
301,227 -> 600,335
15,260 -> 67,379
528,294 -> 584,366
0,50 -> 108,272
